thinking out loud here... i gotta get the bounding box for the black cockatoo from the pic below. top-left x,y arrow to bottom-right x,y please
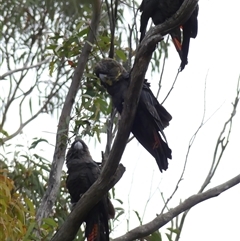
94,58 -> 172,172
66,139 -> 115,241
139,0 -> 199,71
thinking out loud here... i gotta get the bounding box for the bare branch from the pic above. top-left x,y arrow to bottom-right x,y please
1,71 -> 28,128
161,70 -> 180,104
174,76 -> 240,241
105,0 -> 119,58
199,76 -> 240,193
127,0 -> 139,69
113,173 -> 240,241
0,45 -> 52,131
160,73 -> 208,215
0,55 -> 50,81
156,35 -> 169,99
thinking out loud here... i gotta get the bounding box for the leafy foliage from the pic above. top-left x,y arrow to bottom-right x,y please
0,139 -> 86,240
0,169 -> 33,240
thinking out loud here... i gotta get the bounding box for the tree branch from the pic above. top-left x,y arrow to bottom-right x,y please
144,0 -> 198,42
200,76 -> 240,192
104,107 -> 118,159
161,70 -> 180,104
156,35 -> 169,99
1,79 -> 66,143
174,76 -> 240,241
160,73 -> 209,215
41,0 -> 198,239
35,0 -> 102,226
0,57 -> 51,80
113,174 -> 240,241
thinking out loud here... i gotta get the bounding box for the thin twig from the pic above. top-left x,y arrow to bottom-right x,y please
1,79 -> 67,143
0,57 -> 50,80
156,35 -> 169,99
161,70 -> 180,105
160,71 -> 208,214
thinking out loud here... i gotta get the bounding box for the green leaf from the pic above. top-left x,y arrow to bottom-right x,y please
75,21 -> 84,32
133,210 -> 142,225
165,233 -> 172,241
29,138 -> 48,149
23,222 -> 36,241
24,197 -> 35,214
42,217 -> 58,228
78,27 -> 89,37
116,49 -> 127,61
115,209 -> 124,220
150,231 -> 162,241
110,187 -> 115,199
114,198 -> 123,205
0,128 -> 9,137
29,98 -> 32,115
49,60 -> 55,77
167,227 -> 180,235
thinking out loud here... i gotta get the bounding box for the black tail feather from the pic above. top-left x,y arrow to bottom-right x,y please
86,208 -> 109,241
154,138 -> 172,172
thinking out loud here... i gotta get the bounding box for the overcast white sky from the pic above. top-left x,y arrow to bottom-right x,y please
3,0 -> 240,240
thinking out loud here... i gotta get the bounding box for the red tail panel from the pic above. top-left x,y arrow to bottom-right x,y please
87,224 -> 98,241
